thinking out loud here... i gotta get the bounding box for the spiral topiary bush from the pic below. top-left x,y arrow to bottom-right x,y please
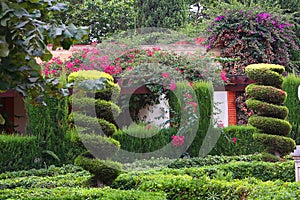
245,63 -> 295,157
68,70 -> 122,186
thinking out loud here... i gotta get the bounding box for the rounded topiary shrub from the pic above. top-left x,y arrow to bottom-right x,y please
248,115 -> 292,136
245,64 -> 284,87
254,133 -> 295,157
246,84 -> 286,105
75,153 -> 122,186
246,99 -> 288,119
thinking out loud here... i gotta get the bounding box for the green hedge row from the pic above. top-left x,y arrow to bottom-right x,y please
0,187 -> 165,200
0,165 -> 84,180
167,153 -> 283,169
209,125 -> 263,156
0,135 -> 41,173
113,172 -> 300,199
0,171 -> 91,190
114,160 -> 294,186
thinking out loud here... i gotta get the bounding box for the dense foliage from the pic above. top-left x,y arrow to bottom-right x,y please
0,0 -> 88,93
135,0 -> 188,29
56,0 -> 135,44
205,7 -> 299,74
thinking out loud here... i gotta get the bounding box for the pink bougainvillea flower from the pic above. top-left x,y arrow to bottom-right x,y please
126,66 -> 133,71
215,15 -> 225,21
189,82 -> 193,86
169,82 -> 177,91
152,47 -> 161,51
195,37 -> 205,44
232,137 -> 237,144
171,135 -> 185,147
184,93 -> 193,99
66,61 -> 75,69
162,72 -> 170,79
218,120 -> 224,128
220,71 -> 227,82
146,124 -> 152,130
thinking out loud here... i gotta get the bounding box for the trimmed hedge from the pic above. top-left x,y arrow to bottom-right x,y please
112,167 -> 300,199
0,135 -> 41,173
0,171 -> 91,190
114,160 -> 294,186
167,153 -> 283,169
248,115 -> 292,136
246,84 -> 286,105
254,133 -> 296,156
0,164 -> 85,180
209,125 -> 263,156
246,99 -> 288,119
245,64 -> 284,87
0,187 -> 165,200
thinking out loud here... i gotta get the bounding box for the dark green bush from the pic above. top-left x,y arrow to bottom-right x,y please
209,125 -> 263,156
0,187 -> 165,200
75,154 -> 122,185
246,99 -> 288,119
254,133 -> 296,156
245,64 -> 284,87
282,74 -> 300,143
248,115 -> 292,136
187,81 -> 213,157
135,0 -> 188,29
246,84 -> 286,105
25,94 -> 78,167
0,135 -> 41,173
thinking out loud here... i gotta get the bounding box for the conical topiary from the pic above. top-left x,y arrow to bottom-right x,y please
245,64 -> 295,157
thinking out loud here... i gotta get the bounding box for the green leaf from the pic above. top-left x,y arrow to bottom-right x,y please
0,36 -> 9,57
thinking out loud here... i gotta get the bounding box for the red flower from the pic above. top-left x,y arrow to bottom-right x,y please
232,137 -> 237,144
171,135 -> 185,147
162,72 -> 170,79
220,71 -> 227,82
169,82 -> 177,91
195,37 -> 205,44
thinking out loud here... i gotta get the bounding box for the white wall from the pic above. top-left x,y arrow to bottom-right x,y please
138,92 -> 229,128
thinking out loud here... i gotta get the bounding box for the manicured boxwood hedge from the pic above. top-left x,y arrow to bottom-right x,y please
0,135 -> 41,173
0,187 -> 165,200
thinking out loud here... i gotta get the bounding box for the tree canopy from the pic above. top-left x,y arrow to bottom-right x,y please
0,0 -> 89,95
